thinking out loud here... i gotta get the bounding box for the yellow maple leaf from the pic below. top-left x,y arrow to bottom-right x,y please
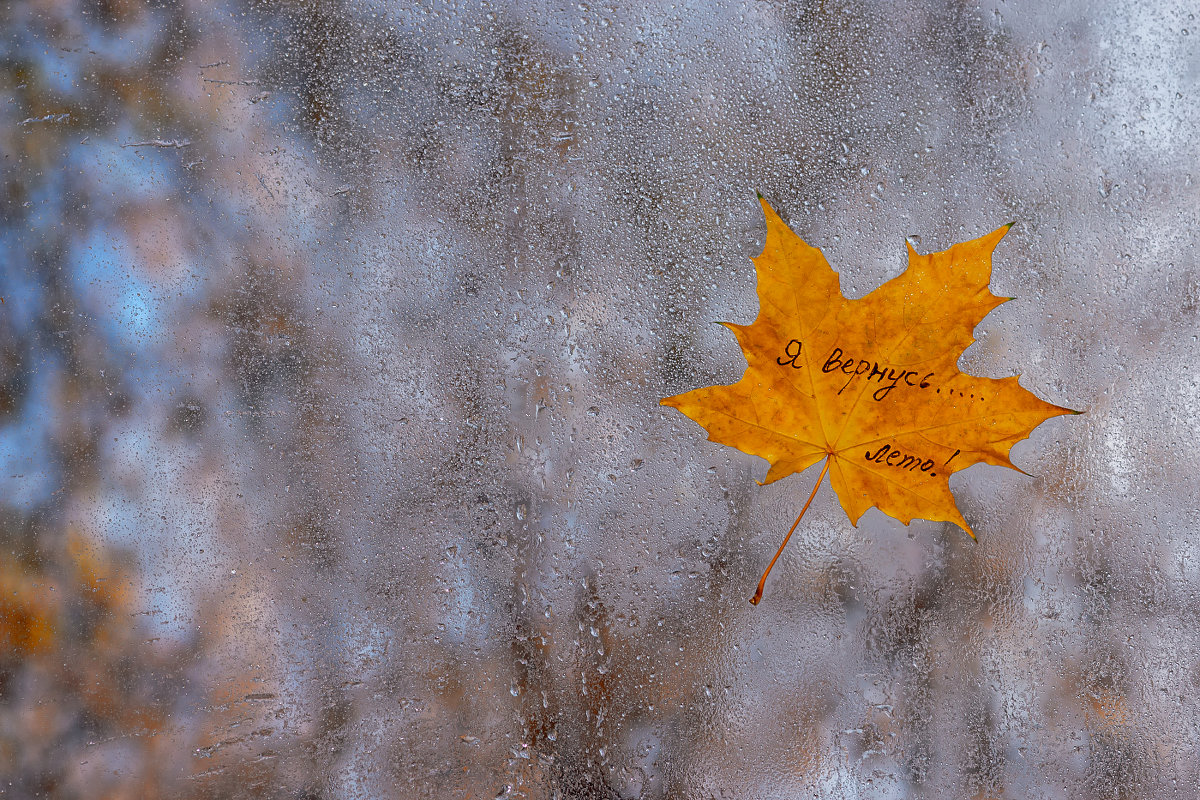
661,197 -> 1078,603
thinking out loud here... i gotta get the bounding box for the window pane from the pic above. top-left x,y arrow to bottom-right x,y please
2,1 -> 1194,797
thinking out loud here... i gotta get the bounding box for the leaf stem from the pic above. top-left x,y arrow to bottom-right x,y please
750,454 -> 832,606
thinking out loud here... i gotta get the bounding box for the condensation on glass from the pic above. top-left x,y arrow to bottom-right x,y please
1,1 -> 1197,797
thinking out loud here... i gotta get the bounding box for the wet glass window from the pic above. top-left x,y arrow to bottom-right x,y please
2,1 -> 1196,797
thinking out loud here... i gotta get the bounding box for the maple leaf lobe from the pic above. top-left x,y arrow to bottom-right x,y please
661,199 -> 1076,537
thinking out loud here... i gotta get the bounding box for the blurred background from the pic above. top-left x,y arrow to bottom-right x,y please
1,0 -> 1198,797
